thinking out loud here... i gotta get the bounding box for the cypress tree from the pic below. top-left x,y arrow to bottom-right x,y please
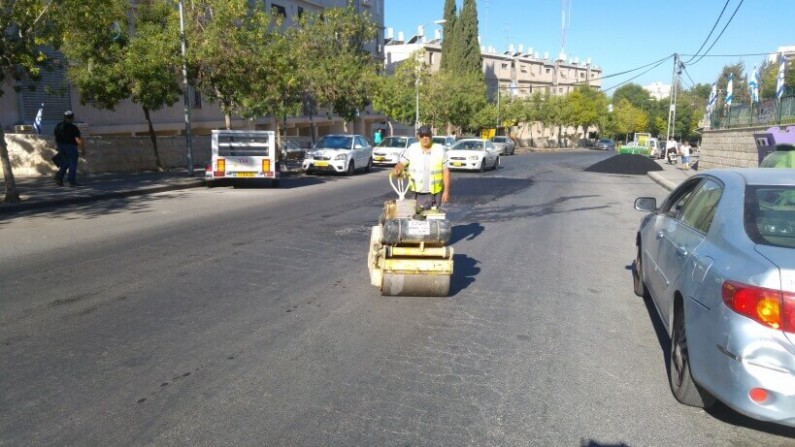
457,0 -> 483,76
440,0 -> 457,72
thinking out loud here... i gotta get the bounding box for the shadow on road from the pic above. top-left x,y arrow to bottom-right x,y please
450,222 -> 485,244
450,253 -> 479,296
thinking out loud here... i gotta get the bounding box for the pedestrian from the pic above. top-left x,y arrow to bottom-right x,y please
393,125 -> 450,210
53,110 -> 85,187
373,128 -> 383,145
680,140 -> 691,170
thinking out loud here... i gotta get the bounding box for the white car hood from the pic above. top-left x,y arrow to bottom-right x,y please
447,150 -> 484,158
310,148 -> 350,158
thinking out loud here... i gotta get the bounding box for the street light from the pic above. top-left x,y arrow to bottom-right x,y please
414,19 -> 446,133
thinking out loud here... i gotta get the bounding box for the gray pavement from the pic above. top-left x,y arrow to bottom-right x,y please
0,153 -> 696,214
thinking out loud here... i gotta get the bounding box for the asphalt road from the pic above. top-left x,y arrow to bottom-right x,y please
2,151 -> 793,446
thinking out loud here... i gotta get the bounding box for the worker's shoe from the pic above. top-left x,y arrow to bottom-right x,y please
54,175 -> 64,186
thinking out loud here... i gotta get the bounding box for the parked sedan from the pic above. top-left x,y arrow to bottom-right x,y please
302,134 -> 373,175
372,136 -> 416,166
633,168 -> 795,428
490,136 -> 516,155
595,138 -> 616,151
446,139 -> 500,171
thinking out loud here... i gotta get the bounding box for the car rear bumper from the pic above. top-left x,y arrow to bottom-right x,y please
692,306 -> 795,427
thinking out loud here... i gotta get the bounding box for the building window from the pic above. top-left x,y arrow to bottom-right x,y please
501,62 -> 508,69
545,68 -> 551,74
271,3 -> 286,17
580,72 -> 585,78
429,53 -> 435,65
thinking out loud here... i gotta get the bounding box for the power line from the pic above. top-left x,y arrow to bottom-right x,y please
685,0 -> 745,67
602,56 -> 672,93
682,0 -> 731,65
680,52 -> 772,58
574,54 -> 674,86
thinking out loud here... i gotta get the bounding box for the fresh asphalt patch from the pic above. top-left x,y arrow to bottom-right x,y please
584,154 -> 663,175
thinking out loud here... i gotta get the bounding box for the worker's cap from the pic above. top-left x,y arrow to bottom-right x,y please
417,125 -> 432,137
64,110 -> 74,117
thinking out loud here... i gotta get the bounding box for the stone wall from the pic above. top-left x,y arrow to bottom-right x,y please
697,126 -> 764,170
2,134 -> 211,178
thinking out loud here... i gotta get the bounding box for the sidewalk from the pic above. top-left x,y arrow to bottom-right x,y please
647,156 -> 699,191
1,154 -> 697,214
0,169 -> 206,214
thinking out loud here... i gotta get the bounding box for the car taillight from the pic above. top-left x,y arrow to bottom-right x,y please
722,280 -> 795,333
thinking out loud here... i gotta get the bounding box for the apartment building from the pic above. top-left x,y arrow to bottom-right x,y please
384,32 -> 603,101
2,0 -> 385,140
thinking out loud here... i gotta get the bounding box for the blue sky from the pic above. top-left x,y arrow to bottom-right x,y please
385,0 -> 794,93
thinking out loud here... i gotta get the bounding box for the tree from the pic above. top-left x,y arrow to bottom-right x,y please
0,0 -> 72,202
424,71 -> 486,133
439,0 -> 457,72
715,62 -> 748,111
294,5 -> 378,133
456,0 -> 483,77
370,51 -> 422,134
63,0 -> 181,170
568,85 -> 607,139
612,83 -> 652,111
613,98 -> 648,141
760,57 -> 795,100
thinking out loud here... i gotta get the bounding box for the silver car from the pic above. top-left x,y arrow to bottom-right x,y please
633,168 -> 795,427
490,136 -> 515,155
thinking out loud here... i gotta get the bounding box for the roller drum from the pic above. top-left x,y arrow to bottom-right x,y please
381,273 -> 451,297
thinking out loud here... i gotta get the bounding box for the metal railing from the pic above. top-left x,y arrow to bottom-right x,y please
709,96 -> 795,129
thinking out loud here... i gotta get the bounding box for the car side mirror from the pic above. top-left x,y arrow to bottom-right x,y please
634,197 -> 657,212
354,144 -> 363,150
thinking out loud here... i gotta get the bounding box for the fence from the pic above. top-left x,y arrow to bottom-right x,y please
709,96 -> 795,129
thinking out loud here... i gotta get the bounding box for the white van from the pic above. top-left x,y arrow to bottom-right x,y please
205,130 -> 280,187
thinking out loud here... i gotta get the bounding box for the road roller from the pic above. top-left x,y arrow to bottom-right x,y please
368,173 -> 454,296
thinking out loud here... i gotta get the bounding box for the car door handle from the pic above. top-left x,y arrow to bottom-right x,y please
656,231 -> 665,240
676,245 -> 688,257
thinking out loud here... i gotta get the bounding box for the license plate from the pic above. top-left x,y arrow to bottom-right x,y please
234,172 -> 256,177
374,156 -> 385,161
314,161 -> 329,167
452,162 -> 462,167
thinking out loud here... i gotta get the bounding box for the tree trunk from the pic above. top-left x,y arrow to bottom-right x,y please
143,107 -> 163,171
225,113 -> 232,130
273,115 -> 282,162
0,124 -> 21,203
387,121 -> 394,136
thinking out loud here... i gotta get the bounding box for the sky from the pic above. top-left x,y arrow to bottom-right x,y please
384,0 -> 794,93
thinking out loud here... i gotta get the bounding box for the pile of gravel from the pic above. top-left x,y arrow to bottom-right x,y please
585,154 -> 663,175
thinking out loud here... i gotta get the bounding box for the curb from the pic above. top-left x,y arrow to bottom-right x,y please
0,179 -> 206,214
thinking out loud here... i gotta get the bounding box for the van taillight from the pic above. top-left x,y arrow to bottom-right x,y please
262,159 -> 270,172
722,281 -> 795,333
217,158 -> 225,172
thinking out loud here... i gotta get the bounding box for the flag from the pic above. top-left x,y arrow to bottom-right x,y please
777,54 -> 787,100
725,73 -> 734,107
707,83 -> 717,114
33,103 -> 44,134
749,65 -> 759,103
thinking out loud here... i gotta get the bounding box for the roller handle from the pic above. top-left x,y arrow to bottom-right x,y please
389,171 -> 410,200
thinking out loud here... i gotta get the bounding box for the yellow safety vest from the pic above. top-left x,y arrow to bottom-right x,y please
405,145 -> 445,194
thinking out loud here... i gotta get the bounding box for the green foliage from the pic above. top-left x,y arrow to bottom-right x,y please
424,70 -> 486,132
293,5 -> 379,125
612,84 -> 651,111
439,0 -> 457,72
371,52 -> 422,126
760,57 -> 794,100
568,85 -> 608,135
456,0 -> 483,77
613,98 -> 648,137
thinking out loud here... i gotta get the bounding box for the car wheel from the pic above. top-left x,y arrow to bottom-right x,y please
669,307 -> 716,408
346,161 -> 355,176
633,242 -> 646,297
365,157 -> 373,173
479,160 -> 486,172
493,156 -> 500,170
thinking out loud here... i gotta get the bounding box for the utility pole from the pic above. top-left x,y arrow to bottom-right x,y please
178,1 -> 194,176
666,53 -> 680,142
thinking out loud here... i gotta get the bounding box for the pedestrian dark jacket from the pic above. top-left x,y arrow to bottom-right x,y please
54,121 -> 81,145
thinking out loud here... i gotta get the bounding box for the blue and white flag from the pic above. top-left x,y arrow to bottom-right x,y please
725,73 -> 734,107
749,65 -> 759,103
707,83 -> 717,114
33,103 -> 44,134
777,54 -> 787,100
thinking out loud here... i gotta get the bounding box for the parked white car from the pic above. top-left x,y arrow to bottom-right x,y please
446,138 -> 500,172
373,136 -> 417,166
490,136 -> 516,155
303,134 -> 373,175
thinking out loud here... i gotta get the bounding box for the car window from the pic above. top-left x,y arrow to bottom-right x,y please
380,137 -> 407,148
661,178 -> 703,218
679,179 -> 723,233
316,136 -> 352,149
355,136 -> 368,148
486,142 -> 494,150
746,185 -> 795,248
